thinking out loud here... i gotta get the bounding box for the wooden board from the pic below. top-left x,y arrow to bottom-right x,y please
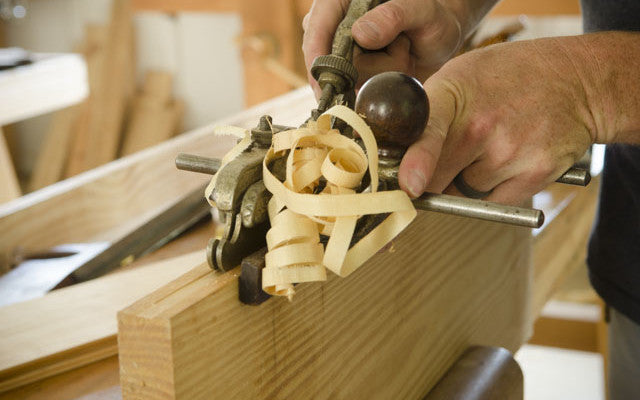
65,24 -> 109,178
120,71 -> 183,156
79,0 -> 134,172
29,105 -> 81,191
0,356 -> 120,400
531,178 -> 600,316
240,0 -> 305,105
119,211 -> 532,399
0,128 -> 20,204
0,251 -> 205,393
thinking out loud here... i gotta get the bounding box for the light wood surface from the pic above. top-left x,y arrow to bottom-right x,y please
29,105 -> 81,191
0,251 -> 205,393
65,24 -> 109,178
0,53 -> 88,127
119,211 -> 532,399
79,0 -> 134,172
0,356 -> 120,400
531,178 -> 600,317
240,0 -> 306,105
0,128 -> 20,204
120,71 -> 183,156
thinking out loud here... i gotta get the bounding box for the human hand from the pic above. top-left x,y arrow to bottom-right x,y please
302,0 -> 469,97
398,37 -> 596,206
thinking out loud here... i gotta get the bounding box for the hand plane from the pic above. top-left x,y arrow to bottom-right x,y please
176,0 -> 590,304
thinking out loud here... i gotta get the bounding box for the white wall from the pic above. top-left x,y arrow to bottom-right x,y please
134,12 -> 245,131
4,1 -> 245,177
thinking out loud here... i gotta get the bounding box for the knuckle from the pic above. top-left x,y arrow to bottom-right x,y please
302,12 -> 311,32
487,143 -> 517,170
377,2 -> 405,31
464,114 -> 495,144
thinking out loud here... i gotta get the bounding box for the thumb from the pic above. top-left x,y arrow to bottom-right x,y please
352,0 -> 440,50
398,77 -> 456,198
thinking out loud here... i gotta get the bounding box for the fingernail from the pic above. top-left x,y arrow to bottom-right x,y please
407,170 -> 426,198
354,20 -> 380,42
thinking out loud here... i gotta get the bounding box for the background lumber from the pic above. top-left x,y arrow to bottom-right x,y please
239,0 -> 305,105
65,24 -> 109,178
0,87 -> 316,257
0,251 -> 205,394
0,128 -> 20,203
120,71 -> 183,156
76,0 -> 134,173
119,212 -> 532,400
0,356 -> 120,400
531,179 -> 600,316
28,105 -> 81,191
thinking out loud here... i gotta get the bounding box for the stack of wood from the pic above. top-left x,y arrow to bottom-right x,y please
28,0 -> 183,192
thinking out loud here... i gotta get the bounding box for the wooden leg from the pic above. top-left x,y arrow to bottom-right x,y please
0,127 -> 21,203
423,346 -> 523,400
597,299 -> 609,400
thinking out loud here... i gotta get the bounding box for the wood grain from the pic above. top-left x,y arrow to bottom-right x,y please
29,105 -> 81,191
0,356 -> 120,400
0,128 -> 20,204
65,24 -> 109,178
80,0 -> 134,171
0,251 -> 205,393
119,211 -> 532,399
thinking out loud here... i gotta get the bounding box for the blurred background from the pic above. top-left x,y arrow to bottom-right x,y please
0,0 -> 582,197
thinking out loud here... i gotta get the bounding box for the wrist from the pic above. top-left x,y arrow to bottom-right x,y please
558,32 -> 640,144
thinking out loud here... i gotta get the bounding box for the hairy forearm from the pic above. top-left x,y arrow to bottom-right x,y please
561,31 -> 640,144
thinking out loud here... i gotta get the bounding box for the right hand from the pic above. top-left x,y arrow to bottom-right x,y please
302,0 -> 467,97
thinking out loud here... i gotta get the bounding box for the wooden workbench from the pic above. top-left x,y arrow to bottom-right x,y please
0,87 -> 599,399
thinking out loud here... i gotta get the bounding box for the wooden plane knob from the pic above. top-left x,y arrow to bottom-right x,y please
355,71 -> 429,151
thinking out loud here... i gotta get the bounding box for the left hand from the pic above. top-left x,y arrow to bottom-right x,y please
398,37 -> 596,206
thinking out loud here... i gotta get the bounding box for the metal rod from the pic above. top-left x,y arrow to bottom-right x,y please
176,153 -> 221,176
413,193 -> 544,228
177,154 -> 544,228
556,167 -> 591,186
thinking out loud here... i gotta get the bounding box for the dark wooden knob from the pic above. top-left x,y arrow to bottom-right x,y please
355,72 -> 429,150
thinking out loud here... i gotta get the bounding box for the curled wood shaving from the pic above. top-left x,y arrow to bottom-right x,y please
207,106 -> 417,301
261,105 -> 416,300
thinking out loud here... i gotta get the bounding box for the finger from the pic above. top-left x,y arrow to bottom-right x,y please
398,77 -> 456,198
353,0 -> 459,50
482,174 -> 548,207
353,34 -> 412,86
439,151 -> 517,197
302,0 -> 350,92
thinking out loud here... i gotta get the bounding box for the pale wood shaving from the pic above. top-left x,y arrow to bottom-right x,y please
207,106 -> 417,300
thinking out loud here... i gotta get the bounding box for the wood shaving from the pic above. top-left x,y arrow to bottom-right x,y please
261,105 -> 416,299
208,106 -> 416,300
